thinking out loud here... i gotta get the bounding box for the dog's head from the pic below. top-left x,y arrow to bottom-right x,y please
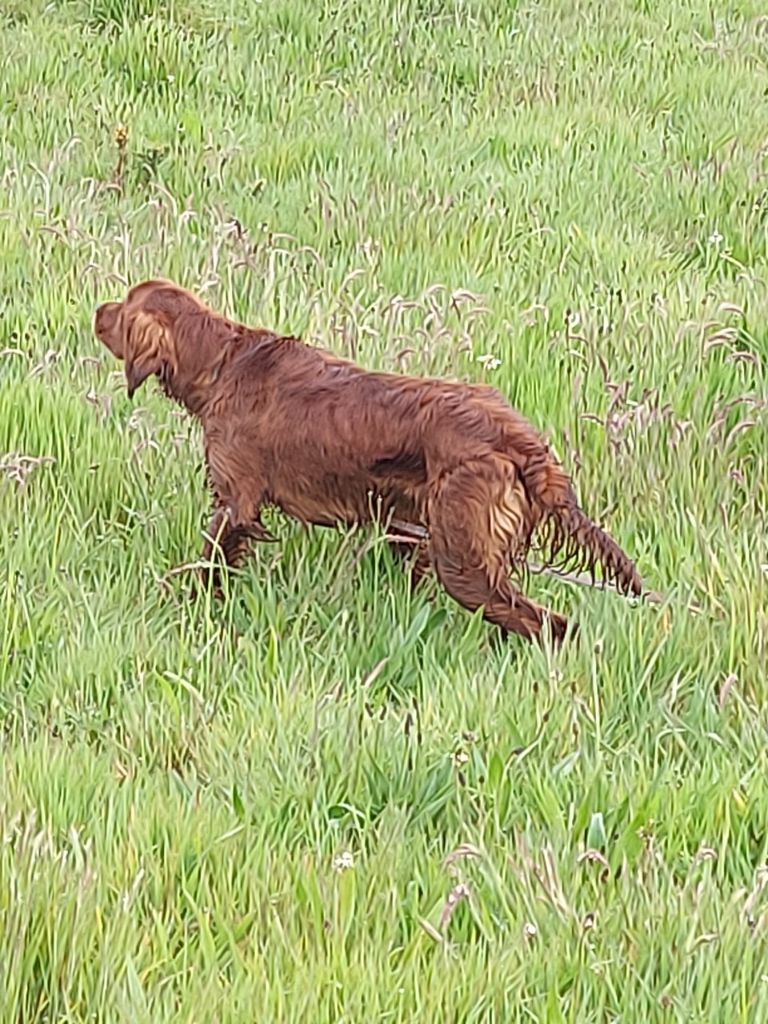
93,278 -> 225,403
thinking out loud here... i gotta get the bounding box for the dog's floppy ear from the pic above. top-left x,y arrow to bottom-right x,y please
124,311 -> 171,398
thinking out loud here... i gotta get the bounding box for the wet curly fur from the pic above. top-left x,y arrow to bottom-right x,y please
93,278 -> 642,645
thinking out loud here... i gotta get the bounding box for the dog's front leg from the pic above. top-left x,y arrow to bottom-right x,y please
201,435 -> 276,595
388,538 -> 432,592
387,519 -> 432,591
199,498 -> 276,598
198,504 -> 234,598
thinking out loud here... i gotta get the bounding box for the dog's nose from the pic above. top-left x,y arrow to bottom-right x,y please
94,301 -> 117,336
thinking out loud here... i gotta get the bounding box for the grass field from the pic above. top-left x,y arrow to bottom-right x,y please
1,0 -> 768,1020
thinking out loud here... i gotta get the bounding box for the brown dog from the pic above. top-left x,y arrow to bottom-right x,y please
93,278 -> 642,644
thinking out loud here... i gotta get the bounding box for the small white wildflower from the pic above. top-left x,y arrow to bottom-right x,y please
523,920 -> 538,939
333,851 -> 354,873
709,230 -> 724,246
476,353 -> 501,370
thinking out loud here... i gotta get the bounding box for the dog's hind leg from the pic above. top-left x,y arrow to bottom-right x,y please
427,457 -> 572,646
432,556 -> 570,644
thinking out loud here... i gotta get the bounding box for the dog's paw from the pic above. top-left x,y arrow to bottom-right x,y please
545,611 -> 574,648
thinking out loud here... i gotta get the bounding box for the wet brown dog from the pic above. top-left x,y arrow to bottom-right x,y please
93,278 -> 642,644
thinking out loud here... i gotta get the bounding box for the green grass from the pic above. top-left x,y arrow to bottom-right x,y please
1,0 -> 768,1019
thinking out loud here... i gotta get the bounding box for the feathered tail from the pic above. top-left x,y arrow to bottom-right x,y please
518,445 -> 642,597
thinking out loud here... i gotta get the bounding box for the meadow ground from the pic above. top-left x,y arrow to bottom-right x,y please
1,0 -> 767,1020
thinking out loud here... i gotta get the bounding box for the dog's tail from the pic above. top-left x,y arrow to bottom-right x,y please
518,443 -> 642,597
